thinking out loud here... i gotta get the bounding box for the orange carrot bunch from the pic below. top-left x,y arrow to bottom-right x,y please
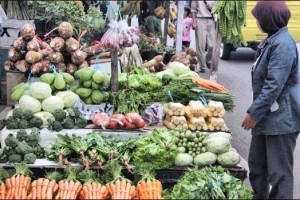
55,168 -> 82,200
78,170 -> 108,200
0,168 -> 9,200
137,177 -> 163,199
191,75 -> 230,93
105,161 -> 137,199
5,163 -> 32,199
27,171 -> 60,199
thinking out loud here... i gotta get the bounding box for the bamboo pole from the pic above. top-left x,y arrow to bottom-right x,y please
175,1 -> 184,54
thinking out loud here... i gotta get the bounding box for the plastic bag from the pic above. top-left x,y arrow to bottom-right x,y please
142,103 -> 164,125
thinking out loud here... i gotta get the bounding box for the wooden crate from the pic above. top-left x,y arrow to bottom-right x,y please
6,71 -> 25,106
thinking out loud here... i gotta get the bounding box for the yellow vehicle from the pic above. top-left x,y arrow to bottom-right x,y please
220,1 -> 300,60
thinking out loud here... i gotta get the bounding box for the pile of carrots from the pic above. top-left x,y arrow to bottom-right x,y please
27,172 -> 60,199
78,170 -> 108,200
191,75 -> 230,93
4,163 -> 32,199
0,164 -> 165,200
137,176 -> 163,199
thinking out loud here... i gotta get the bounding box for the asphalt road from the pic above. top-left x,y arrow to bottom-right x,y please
210,44 -> 300,198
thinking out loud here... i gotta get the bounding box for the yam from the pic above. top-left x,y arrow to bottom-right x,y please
4,60 -> 15,71
42,60 -> 52,73
31,62 -> 44,74
25,51 -> 43,64
27,38 -> 40,52
49,51 -> 64,64
56,63 -> 67,72
189,57 -> 198,64
65,37 -> 79,53
8,48 -> 23,62
58,22 -> 73,39
37,39 -> 52,51
13,37 -> 27,51
20,24 -> 35,41
71,50 -> 87,65
14,60 -> 30,72
66,63 -> 78,74
50,37 -> 65,51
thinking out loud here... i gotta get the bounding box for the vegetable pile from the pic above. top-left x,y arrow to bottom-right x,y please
6,108 -> 43,130
173,128 -> 240,167
169,48 -> 198,70
0,128 -> 45,164
170,167 -> 253,199
40,72 -> 75,93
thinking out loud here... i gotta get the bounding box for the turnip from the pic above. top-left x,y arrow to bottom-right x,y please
13,37 -> 27,51
8,48 -> 24,62
50,37 -> 65,51
25,51 -> 43,64
4,60 -> 15,71
78,60 -> 89,69
42,59 -> 51,73
31,62 -> 44,74
71,50 -> 87,65
49,51 -> 64,64
14,60 -> 30,73
56,63 -> 67,72
66,63 -> 78,74
26,38 -> 40,52
65,37 -> 79,53
58,22 -> 73,39
20,24 -> 35,41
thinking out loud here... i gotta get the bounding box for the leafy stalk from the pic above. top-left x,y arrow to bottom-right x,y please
13,162 -> 32,177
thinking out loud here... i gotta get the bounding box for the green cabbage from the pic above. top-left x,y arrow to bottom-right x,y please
207,132 -> 232,141
174,153 -> 193,167
217,149 -> 240,167
193,152 -> 217,166
42,96 -> 65,113
168,61 -> 190,76
29,82 -> 52,100
19,95 -> 42,113
56,91 -> 80,108
204,137 -> 231,154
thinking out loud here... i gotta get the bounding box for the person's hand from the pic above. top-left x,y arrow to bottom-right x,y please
192,20 -> 197,30
206,3 -> 213,11
242,113 -> 256,130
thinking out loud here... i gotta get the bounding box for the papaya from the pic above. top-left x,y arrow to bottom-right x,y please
102,74 -> 110,88
83,80 -> 92,88
91,81 -> 100,90
101,91 -> 110,101
11,88 -> 26,102
84,96 -> 93,104
77,68 -> 95,81
70,85 -> 80,92
40,73 -> 56,85
92,71 -> 104,84
91,90 -> 103,104
11,83 -> 29,93
61,72 -> 75,84
75,88 -> 92,98
54,73 -> 66,90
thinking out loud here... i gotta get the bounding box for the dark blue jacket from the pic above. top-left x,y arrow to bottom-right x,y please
247,27 -> 300,135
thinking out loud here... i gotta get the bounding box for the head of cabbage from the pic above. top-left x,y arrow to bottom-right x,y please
193,152 -> 217,166
29,82 -> 52,100
56,91 -> 79,108
42,96 -> 64,113
217,150 -> 240,167
19,95 -> 42,113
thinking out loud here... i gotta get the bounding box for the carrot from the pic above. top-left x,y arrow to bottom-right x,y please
191,75 -> 230,93
73,181 -> 82,199
31,180 -> 37,200
157,180 -> 163,199
41,178 -> 49,199
116,179 -> 121,199
27,193 -> 32,199
91,182 -> 97,199
87,183 -> 93,199
62,181 -> 69,199
129,185 -> 136,199
100,185 -> 107,199
96,183 -> 101,199
124,181 -> 131,199
0,185 -> 5,199
67,180 -> 74,199
10,176 -> 16,199
141,181 -> 148,199
54,192 -> 60,200
14,175 -> 20,199
120,179 -> 126,199
46,180 -> 56,199
110,183 -> 116,199
36,178 -> 43,200
22,175 -> 30,199
106,184 -> 112,197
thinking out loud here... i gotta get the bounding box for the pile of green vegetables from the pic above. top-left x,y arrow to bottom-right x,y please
47,108 -> 87,132
6,108 -> 43,129
0,128 -> 45,164
173,128 -> 240,167
170,166 -> 253,199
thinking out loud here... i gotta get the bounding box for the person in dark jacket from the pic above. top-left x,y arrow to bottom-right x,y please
242,1 -> 300,199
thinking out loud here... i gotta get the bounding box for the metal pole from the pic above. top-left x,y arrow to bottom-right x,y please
163,0 -> 170,45
175,1 -> 184,54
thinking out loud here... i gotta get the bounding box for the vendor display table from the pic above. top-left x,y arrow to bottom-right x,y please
0,127 -> 151,148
